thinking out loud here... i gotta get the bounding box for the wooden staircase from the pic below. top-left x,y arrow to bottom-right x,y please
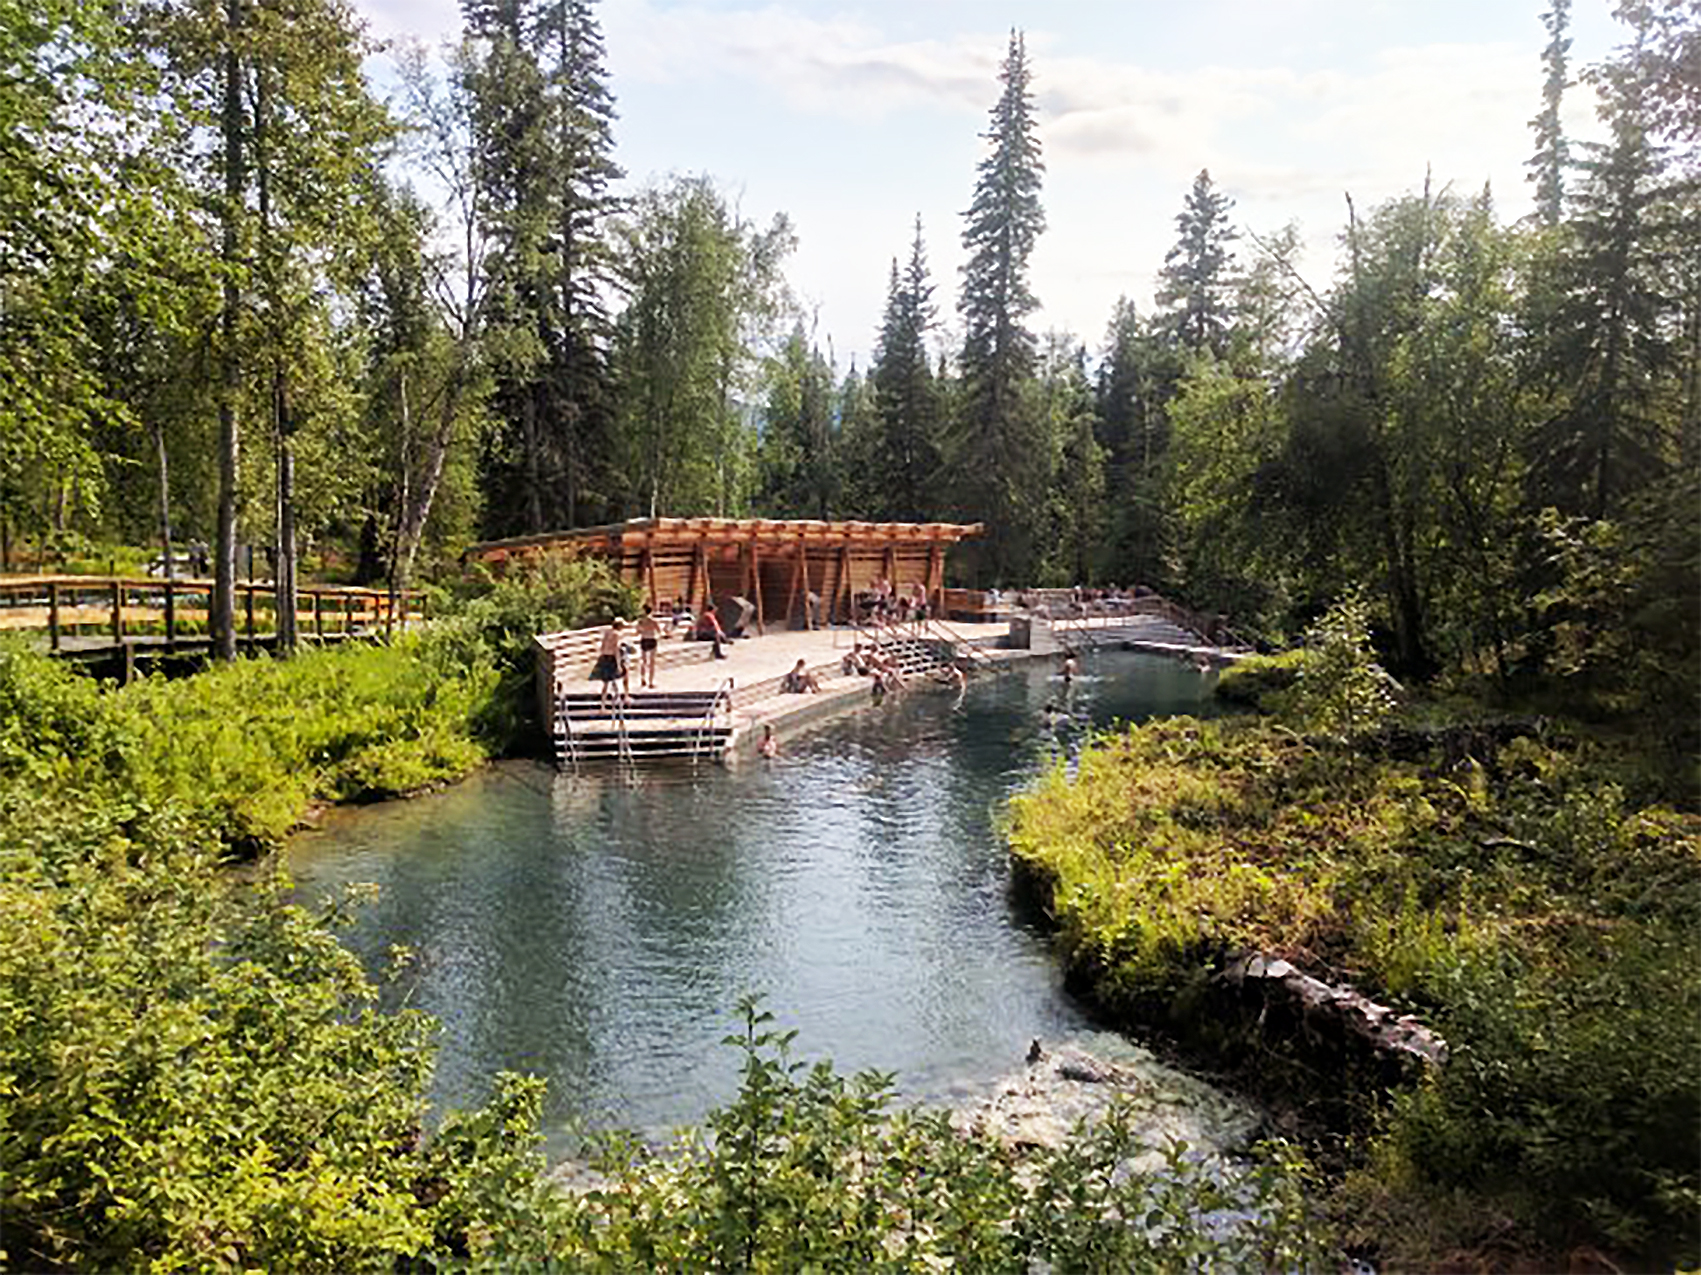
552,685 -> 733,768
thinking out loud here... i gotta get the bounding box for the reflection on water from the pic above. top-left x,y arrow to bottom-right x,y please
288,649 -> 1223,1142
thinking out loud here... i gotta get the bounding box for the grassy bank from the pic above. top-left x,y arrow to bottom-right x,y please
1006,698 -> 1700,1268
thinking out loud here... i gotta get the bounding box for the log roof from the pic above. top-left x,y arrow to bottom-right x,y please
467,517 -> 984,560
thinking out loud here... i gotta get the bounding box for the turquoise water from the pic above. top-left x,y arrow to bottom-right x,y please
288,648 -> 1223,1141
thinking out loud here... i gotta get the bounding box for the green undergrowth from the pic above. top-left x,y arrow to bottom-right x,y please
0,555 -> 636,853
1006,713 -> 1700,1268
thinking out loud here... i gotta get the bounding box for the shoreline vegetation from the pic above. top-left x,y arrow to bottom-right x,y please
0,561 -> 1338,1270
1007,617 -> 1700,1271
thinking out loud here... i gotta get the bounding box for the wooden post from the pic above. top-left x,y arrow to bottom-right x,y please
48,581 -> 60,652
784,533 -> 806,630
692,541 -> 709,611
244,585 -> 255,651
121,640 -> 136,686
748,533 -> 765,635
313,590 -> 323,640
165,580 -> 177,649
642,545 -> 657,612
110,580 -> 122,646
928,543 -> 945,614
836,541 -> 852,624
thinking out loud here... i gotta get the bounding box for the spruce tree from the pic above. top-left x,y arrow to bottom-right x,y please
1532,40 -> 1680,520
461,0 -> 621,534
1155,169 -> 1238,356
951,29 -> 1047,584
1528,0 -> 1572,227
868,215 -> 943,521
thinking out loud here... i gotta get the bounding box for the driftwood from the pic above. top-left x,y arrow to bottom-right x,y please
1220,952 -> 1448,1069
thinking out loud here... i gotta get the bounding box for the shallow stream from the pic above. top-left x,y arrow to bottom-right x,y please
288,648 -> 1246,1151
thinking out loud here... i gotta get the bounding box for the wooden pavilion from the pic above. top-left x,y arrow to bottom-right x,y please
466,517 -> 982,633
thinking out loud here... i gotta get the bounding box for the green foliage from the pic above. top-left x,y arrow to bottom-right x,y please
1212,649 -> 1307,711
1007,714 -> 1701,1268
1289,591 -> 1400,745
561,996 -> 1333,1272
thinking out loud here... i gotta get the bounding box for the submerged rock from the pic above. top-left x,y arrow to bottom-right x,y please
954,1035 -> 1259,1171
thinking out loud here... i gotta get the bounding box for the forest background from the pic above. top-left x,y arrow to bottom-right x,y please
2,0 -> 1694,695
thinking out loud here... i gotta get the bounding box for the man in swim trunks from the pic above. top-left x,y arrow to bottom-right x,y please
592,617 -> 629,709
636,611 -> 662,688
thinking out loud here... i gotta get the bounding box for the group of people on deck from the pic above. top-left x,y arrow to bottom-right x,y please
857,576 -> 929,627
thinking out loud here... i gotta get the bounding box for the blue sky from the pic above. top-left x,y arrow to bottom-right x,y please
355,0 -> 1623,370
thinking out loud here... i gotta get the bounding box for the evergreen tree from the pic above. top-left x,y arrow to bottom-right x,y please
951,29 -> 1047,584
1042,339 -> 1105,585
1528,0 -> 1572,227
461,0 -> 621,534
756,324 -> 837,519
868,216 -> 943,521
1095,297 -> 1173,587
1156,169 -> 1238,357
1531,40 -> 1681,520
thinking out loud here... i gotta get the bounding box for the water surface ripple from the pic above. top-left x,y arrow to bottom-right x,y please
288,650 -> 1224,1142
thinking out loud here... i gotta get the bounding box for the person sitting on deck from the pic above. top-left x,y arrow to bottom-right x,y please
781,658 -> 821,694
592,618 -> 630,709
841,642 -> 867,676
692,604 -> 728,659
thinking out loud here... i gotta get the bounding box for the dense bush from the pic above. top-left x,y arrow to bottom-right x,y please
1006,714 -> 1701,1268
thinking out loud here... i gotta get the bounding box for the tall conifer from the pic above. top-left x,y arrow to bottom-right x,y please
1528,0 -> 1572,227
868,215 -> 942,521
952,29 -> 1046,584
1155,169 -> 1238,356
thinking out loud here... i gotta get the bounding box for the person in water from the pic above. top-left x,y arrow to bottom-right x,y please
592,617 -> 629,709
635,610 -> 662,688
1061,652 -> 1078,684
758,724 -> 778,758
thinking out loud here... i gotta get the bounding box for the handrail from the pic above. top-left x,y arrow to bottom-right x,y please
924,616 -> 994,667
692,677 -> 735,764
554,687 -> 580,773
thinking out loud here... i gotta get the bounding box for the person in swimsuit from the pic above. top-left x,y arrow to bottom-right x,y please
758,724 -> 778,758
636,611 -> 662,688
592,618 -> 629,709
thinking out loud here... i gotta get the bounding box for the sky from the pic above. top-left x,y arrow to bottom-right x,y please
352,0 -> 1626,371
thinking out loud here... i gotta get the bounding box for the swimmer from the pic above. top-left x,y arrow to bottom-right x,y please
757,724 -> 778,759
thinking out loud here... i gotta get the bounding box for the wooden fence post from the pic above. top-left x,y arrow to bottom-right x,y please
110,580 -> 122,646
244,586 -> 256,651
165,580 -> 177,648
48,582 -> 61,652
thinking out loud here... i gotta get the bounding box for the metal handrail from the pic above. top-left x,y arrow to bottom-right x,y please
924,616 -> 995,667
554,687 -> 581,773
692,677 -> 735,764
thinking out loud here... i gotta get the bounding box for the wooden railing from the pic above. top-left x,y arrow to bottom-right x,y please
0,575 -> 425,652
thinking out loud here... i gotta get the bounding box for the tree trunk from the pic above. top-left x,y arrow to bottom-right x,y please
213,2 -> 244,661
276,379 -> 297,650
522,386 -> 543,532
151,419 -> 174,589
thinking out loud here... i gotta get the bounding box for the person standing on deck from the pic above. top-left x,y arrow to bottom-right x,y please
592,618 -> 630,710
636,611 -> 662,689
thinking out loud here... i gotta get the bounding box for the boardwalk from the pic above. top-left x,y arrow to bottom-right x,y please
540,604 -> 1247,767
